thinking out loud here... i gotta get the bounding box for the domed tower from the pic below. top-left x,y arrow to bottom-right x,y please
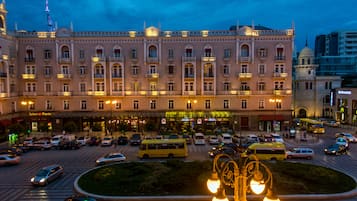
293,45 -> 319,118
0,0 -> 7,35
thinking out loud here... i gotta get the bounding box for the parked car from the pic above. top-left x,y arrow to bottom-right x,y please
129,133 -> 142,146
324,144 -> 347,155
31,164 -> 64,186
232,134 -> 245,144
335,132 -> 357,143
23,137 -> 37,146
31,140 -> 52,150
271,133 -> 284,143
208,147 -> 237,158
50,135 -> 64,147
286,147 -> 314,159
76,136 -> 91,146
58,140 -> 81,150
219,133 -> 233,144
0,154 -> 20,166
95,152 -> 126,165
88,136 -> 101,146
117,135 -> 128,145
182,134 -> 192,144
101,136 -> 114,146
208,135 -> 220,145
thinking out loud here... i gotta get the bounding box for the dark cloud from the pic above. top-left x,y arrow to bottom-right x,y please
5,0 -> 357,51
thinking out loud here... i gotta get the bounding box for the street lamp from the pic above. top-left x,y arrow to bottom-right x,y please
207,154 -> 280,201
105,100 -> 117,136
21,100 -> 34,136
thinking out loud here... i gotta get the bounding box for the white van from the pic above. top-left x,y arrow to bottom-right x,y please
194,133 -> 206,145
220,133 -> 233,144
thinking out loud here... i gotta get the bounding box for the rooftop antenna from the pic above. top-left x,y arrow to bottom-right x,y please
45,0 -> 55,32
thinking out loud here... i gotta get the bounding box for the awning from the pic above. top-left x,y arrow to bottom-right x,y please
259,115 -> 287,121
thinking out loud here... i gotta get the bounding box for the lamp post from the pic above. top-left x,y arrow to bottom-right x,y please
105,100 -> 117,136
269,98 -> 281,133
21,100 -> 34,136
207,154 -> 280,201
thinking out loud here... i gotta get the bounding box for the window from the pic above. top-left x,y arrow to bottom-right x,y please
149,65 -> 157,74
187,101 -> 192,109
241,64 -> 248,73
44,49 -> 51,59
63,83 -> 69,92
258,64 -> 265,74
44,83 -> 51,93
131,49 -> 137,59
241,100 -> 247,109
168,49 -> 174,58
276,101 -> 282,109
259,100 -> 264,109
26,82 -> 36,92
258,48 -> 267,57
305,82 -> 309,90
204,48 -> 212,57
168,65 -> 174,75
258,82 -> 265,91
113,82 -> 122,92
150,100 -> 156,109
240,82 -> 249,90
184,63 -> 194,78
26,66 -> 35,74
275,82 -> 283,90
61,66 -> 69,74
150,82 -> 157,91
132,65 -> 139,75
112,64 -> 122,77
61,46 -> 70,58
223,82 -> 230,91
148,45 -> 157,57
64,100 -> 69,110
133,100 -> 139,109
79,66 -> 86,75
203,63 -> 214,77
205,100 -> 211,109
96,48 -> 104,58
25,49 -> 34,60
223,64 -> 230,75
98,101 -> 104,110
95,64 -> 104,76
81,100 -> 87,110
204,82 -> 213,91
113,48 -> 121,57
241,44 -> 249,57
80,83 -> 86,92
9,65 -> 14,75
46,100 -> 52,110
168,100 -> 174,109
224,100 -> 229,109
95,82 -> 104,91
168,82 -> 174,91
115,102 -> 121,109
185,48 -> 193,57
224,48 -> 231,58
79,49 -> 85,59
44,66 -> 51,76
184,82 -> 194,91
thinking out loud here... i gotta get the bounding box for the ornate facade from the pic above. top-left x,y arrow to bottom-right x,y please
0,2 -> 294,135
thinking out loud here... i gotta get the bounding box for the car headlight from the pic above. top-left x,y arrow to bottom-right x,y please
40,178 -> 46,183
324,149 -> 327,152
332,151 -> 336,153
31,177 -> 34,182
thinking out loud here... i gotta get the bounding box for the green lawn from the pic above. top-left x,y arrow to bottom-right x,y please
78,160 -> 356,196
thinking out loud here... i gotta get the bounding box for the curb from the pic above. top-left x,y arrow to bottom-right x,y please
73,165 -> 357,201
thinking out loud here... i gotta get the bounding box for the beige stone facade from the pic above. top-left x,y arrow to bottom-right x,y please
0,2 -> 294,134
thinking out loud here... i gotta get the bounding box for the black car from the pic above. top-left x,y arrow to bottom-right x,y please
129,133 -> 142,146
58,140 -> 81,150
117,136 -> 128,145
324,144 -> 347,155
208,147 -> 237,158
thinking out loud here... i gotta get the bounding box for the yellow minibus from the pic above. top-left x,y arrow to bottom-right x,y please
138,139 -> 188,159
242,142 -> 286,160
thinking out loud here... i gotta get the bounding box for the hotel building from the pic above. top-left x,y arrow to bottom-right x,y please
0,2 -> 294,136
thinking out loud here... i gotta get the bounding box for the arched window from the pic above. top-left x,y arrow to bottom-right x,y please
241,44 -> 249,57
61,46 -> 70,58
148,45 -> 157,58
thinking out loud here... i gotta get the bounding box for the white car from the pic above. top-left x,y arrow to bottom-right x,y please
96,152 -> 126,165
76,136 -> 91,146
286,148 -> 314,160
50,135 -> 64,146
208,136 -> 220,145
101,136 -> 113,146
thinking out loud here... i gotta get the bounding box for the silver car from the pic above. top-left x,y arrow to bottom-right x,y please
31,164 -> 64,186
286,148 -> 314,159
96,152 -> 126,166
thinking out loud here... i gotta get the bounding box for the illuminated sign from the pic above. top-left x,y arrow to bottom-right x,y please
29,112 -> 52,116
338,90 -> 352,95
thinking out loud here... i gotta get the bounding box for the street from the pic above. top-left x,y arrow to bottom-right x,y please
0,126 -> 357,201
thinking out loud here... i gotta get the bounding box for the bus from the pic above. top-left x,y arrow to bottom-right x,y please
241,142 -> 286,160
299,118 -> 325,134
138,139 -> 188,159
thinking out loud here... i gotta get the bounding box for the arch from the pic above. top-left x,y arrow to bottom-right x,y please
148,45 -> 157,57
298,109 -> 307,118
60,45 -> 70,58
240,44 -> 249,57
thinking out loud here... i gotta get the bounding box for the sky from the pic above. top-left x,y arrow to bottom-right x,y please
5,0 -> 357,51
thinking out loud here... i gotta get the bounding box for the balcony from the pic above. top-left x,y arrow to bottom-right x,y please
273,72 -> 288,78
146,73 -> 159,79
23,91 -> 37,96
184,74 -> 195,79
273,89 -> 292,95
109,55 -> 124,62
94,74 -> 104,78
57,73 -> 71,79
274,56 -> 286,61
239,56 -> 252,63
201,56 -> 216,62
92,56 -> 106,62
24,57 -> 35,63
22,73 -> 36,79
57,91 -> 72,96
238,90 -> 251,96
58,57 -> 72,64
87,91 -> 106,96
0,92 -> 7,97
182,56 -> 196,62
112,74 -> 123,78
146,57 -> 159,63
203,73 -> 214,78
238,72 -> 252,79
183,91 -> 196,96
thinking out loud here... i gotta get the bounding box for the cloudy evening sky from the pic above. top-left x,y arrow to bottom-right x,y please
6,0 -> 357,51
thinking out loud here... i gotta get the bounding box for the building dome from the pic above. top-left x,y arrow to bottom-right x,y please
299,46 -> 314,58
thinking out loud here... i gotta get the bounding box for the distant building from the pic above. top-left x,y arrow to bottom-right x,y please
0,2 -> 295,136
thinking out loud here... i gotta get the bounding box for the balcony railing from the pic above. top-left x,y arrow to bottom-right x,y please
274,56 -> 286,61
238,90 -> 251,95
57,73 -> 72,79
239,56 -> 251,63
146,73 -> 159,79
0,72 -> 7,78
203,73 -> 214,78
184,74 -> 195,78
273,72 -> 288,78
57,91 -> 72,96
112,74 -> 123,78
182,56 -> 196,62
238,72 -> 252,79
109,55 -> 124,62
58,57 -> 71,64
22,73 -> 36,79
94,74 -> 104,78
87,91 -> 106,96
24,57 -> 35,63
273,89 -> 292,95
201,56 -> 216,62
146,57 -> 159,63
